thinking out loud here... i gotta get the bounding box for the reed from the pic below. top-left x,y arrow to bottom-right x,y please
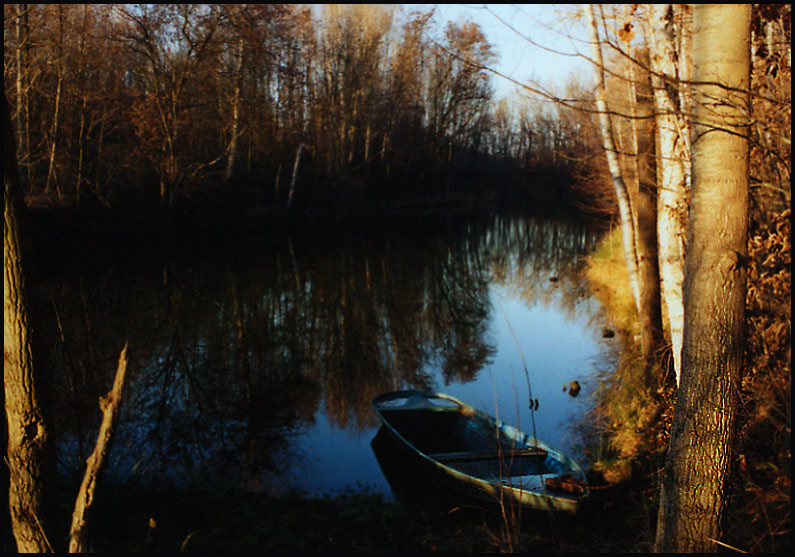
488,304 -> 562,552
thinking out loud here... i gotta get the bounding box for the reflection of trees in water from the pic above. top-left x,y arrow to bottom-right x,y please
487,213 -> 599,317
296,224 -> 496,430
35,211 -> 600,489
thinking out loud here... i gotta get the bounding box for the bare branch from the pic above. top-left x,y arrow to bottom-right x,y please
68,343 -> 130,554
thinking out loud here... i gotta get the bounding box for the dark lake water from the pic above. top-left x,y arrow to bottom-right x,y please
34,210 -> 610,499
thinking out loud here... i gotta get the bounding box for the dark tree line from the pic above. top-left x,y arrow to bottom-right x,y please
4,4 -> 588,223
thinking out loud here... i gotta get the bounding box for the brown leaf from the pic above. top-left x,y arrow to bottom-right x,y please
618,22 -> 634,43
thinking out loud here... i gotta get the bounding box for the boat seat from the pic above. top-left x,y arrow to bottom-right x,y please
428,447 -> 547,463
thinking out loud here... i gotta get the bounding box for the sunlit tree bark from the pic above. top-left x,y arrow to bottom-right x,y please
4,91 -> 55,554
7,94 -> 132,553
655,4 -> 751,552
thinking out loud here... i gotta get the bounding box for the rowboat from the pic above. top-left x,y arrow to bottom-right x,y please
372,390 -> 590,515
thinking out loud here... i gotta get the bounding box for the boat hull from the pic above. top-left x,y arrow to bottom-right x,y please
372,390 -> 589,515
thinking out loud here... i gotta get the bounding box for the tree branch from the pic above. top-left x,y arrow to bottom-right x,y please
68,343 -> 130,553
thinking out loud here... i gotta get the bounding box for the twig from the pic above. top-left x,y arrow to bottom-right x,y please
27,498 -> 55,553
68,343 -> 130,553
709,537 -> 748,553
180,530 -> 201,553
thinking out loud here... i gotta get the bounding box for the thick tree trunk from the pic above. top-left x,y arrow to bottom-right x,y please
654,4 -> 751,552
585,4 -> 641,314
647,3 -> 688,386
4,93 -> 55,554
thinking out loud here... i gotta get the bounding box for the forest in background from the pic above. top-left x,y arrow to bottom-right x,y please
4,4 -> 603,230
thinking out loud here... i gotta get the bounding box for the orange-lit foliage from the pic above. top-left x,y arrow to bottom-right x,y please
730,10 -> 792,549
727,208 -> 791,553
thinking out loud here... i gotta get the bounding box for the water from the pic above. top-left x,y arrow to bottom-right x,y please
34,210 -> 609,499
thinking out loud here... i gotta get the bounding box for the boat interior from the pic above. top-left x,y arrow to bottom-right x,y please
378,407 -> 552,479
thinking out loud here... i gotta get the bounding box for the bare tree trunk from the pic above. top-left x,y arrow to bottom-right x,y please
75,98 -> 87,204
45,72 -> 63,196
94,105 -> 107,194
287,143 -> 304,209
585,4 -> 641,313
655,4 -> 751,552
223,38 -> 245,183
648,3 -> 688,386
676,4 -> 693,193
74,4 -> 89,205
630,48 -> 665,384
274,163 -> 282,196
364,125 -> 371,162
45,6 -> 66,198
4,92 -> 55,554
15,4 -> 29,188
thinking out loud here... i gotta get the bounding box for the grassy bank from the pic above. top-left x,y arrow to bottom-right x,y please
582,226 -> 672,484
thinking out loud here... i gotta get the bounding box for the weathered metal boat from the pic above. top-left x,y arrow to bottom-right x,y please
372,390 -> 590,515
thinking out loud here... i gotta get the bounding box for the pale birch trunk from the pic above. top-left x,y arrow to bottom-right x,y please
585,4 -> 641,313
648,3 -> 688,385
655,4 -> 751,552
